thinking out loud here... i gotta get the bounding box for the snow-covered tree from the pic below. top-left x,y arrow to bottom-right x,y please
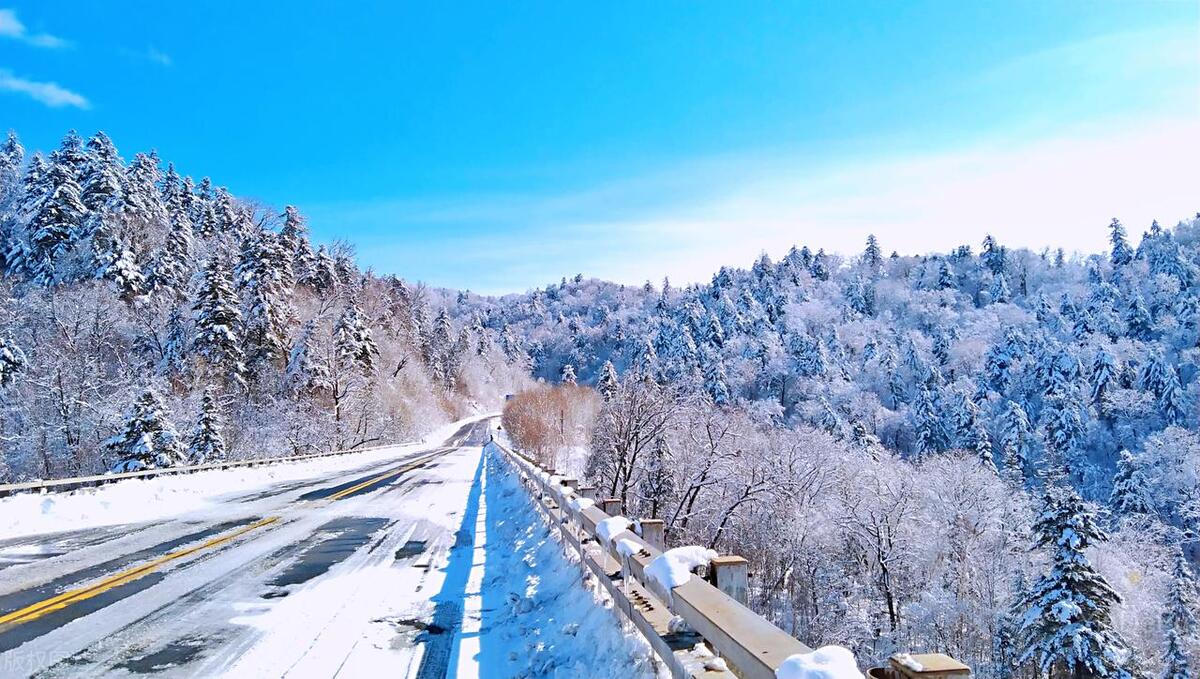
188,387 -> 227,463
1110,218 -> 1133,268
25,155 -> 86,284
284,319 -> 331,395
1019,485 -> 1138,678
598,360 -> 619,401
560,363 -> 577,385
999,400 -> 1032,483
863,234 -> 883,274
0,334 -> 27,389
1109,450 -> 1154,519
334,299 -> 379,373
1160,547 -> 1196,679
914,384 -> 950,457
104,388 -> 186,472
191,258 -> 247,386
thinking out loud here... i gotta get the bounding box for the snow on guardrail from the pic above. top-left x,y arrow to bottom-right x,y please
492,439 -> 973,679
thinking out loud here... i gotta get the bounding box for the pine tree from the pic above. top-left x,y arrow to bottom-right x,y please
982,234 -> 1007,275
704,311 -> 724,348
1091,349 -> 1116,404
191,258 -> 247,386
810,248 -> 830,281
560,363 -> 577,385
124,152 -> 168,231
50,130 -> 89,183
104,388 -> 186,472
633,335 -> 658,378
285,319 -> 331,395
279,205 -> 308,269
0,333 -> 27,389
848,421 -> 882,456
1109,450 -> 1154,518
1000,400 -> 1032,484
212,186 -> 244,235
863,234 -> 883,274
334,299 -> 379,373
188,387 -> 227,464
157,308 -> 190,379
300,244 -> 338,294
789,333 -> 826,378
1019,485 -> 1137,678
79,131 -> 125,214
1161,547 -> 1196,679
968,416 -> 996,472
1042,393 -> 1085,476
938,260 -> 956,289
914,384 -> 950,457
990,273 -> 1012,303
0,130 -> 23,202
818,395 -> 844,439
26,156 -> 86,284
1136,352 -> 1171,397
1109,218 -> 1133,268
236,229 -> 291,371
90,224 -> 146,300
149,163 -> 195,294
598,360 -> 619,401
702,347 -> 731,405
191,177 -> 219,238
1158,368 -> 1186,426
1126,295 -> 1154,340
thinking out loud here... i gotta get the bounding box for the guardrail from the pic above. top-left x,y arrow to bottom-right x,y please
0,441 -> 410,499
493,440 -> 972,679
494,439 -> 807,679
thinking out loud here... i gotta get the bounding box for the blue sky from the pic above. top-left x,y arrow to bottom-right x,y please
2,2 -> 1197,293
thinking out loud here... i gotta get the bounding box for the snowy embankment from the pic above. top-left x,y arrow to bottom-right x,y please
451,443 -> 659,678
0,417 -> 483,541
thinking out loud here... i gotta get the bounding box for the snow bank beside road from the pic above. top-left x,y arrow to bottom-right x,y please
473,444 -> 658,678
0,416 -> 487,540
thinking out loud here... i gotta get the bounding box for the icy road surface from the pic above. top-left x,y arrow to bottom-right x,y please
0,418 -> 655,678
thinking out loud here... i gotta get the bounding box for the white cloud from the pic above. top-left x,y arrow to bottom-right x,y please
338,115 -> 1199,294
121,46 -> 172,66
0,69 -> 89,108
317,25 -> 1200,294
145,47 -> 172,66
578,116 -> 1200,286
0,9 -> 69,48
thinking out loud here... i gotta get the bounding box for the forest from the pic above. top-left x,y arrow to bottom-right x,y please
0,128 -> 1196,678
491,223 -> 1200,677
0,129 -> 528,479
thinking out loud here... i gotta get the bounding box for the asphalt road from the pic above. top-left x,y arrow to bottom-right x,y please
0,418 -> 494,678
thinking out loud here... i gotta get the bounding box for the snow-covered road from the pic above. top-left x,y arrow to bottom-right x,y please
0,417 -> 655,678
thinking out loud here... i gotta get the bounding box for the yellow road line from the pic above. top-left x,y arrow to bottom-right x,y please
0,446 -> 457,629
325,451 -> 445,501
0,516 -> 280,627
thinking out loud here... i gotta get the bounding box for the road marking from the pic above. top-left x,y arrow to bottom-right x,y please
0,516 -> 280,627
0,442 -> 465,630
325,450 -> 447,501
